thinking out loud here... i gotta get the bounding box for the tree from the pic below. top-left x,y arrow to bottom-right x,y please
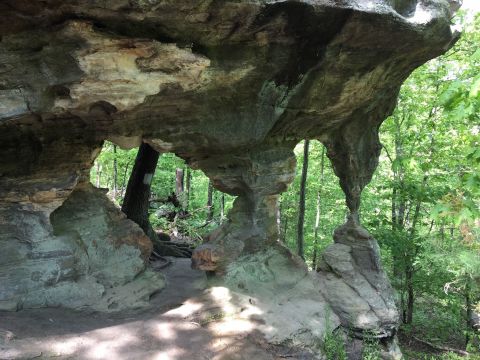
279,139 -> 344,265
121,143 -> 190,257
175,167 -> 185,209
206,179 -> 214,224
185,167 -> 192,210
120,158 -> 132,198
113,144 -> 118,198
297,139 -> 310,260
312,145 -> 325,269
121,143 -> 160,241
95,161 -> 101,188
220,192 -> 225,224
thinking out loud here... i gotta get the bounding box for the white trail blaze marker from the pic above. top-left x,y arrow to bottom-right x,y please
143,173 -> 153,185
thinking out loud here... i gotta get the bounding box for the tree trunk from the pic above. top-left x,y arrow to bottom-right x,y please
185,167 -> 192,210
206,179 -> 214,223
120,160 -> 131,198
113,144 -> 118,199
403,208 -> 420,325
121,143 -> 160,240
402,179 -> 425,325
392,186 -> 397,230
466,279 -> 472,347
283,216 -> 289,243
393,115 -> 405,231
175,168 -> 185,209
440,221 -> 445,242
296,139 -> 310,260
277,201 -> 282,242
96,162 -> 101,188
397,199 -> 406,229
404,265 -> 414,324
312,145 -> 325,269
121,143 -> 188,257
391,116 -> 407,283
220,193 -> 225,224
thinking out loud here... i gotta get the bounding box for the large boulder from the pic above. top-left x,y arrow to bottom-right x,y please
0,183 -> 164,311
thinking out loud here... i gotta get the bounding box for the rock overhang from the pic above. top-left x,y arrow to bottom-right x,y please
0,1 -> 458,158
0,1 -> 460,357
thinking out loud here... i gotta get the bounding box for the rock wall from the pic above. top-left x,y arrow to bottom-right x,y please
0,181 -> 164,312
0,0 -> 458,357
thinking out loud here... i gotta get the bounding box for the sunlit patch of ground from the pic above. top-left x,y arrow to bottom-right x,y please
0,259 -> 315,360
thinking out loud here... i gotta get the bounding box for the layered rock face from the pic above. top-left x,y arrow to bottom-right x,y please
0,0 -> 457,357
0,180 -> 165,312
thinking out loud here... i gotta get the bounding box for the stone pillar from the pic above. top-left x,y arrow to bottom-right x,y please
191,145 -> 296,273
318,120 -> 401,359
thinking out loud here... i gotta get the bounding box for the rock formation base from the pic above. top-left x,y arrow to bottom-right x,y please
0,184 -> 164,312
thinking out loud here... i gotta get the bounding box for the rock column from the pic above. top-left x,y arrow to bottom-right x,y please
191,145 -> 296,273
319,119 -> 401,358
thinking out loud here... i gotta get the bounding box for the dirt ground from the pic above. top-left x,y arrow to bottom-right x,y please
0,259 -> 314,360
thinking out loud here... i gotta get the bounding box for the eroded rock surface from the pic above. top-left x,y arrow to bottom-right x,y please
0,0 -> 458,358
0,183 -> 164,311
317,218 -> 399,353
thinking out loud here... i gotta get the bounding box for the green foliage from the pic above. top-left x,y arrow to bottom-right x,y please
281,12 -> 480,358
149,213 -> 170,231
322,331 -> 347,360
91,144 -> 233,240
279,140 -> 345,267
362,332 -> 381,360
404,350 -> 480,360
90,142 -> 137,204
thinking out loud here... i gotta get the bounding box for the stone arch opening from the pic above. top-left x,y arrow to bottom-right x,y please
89,141 -> 237,255
13,139 -> 243,311
278,139 -> 346,267
0,0 -> 458,356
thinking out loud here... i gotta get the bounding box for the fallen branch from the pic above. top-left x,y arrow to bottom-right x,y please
412,336 -> 469,356
149,251 -> 172,269
153,240 -> 192,257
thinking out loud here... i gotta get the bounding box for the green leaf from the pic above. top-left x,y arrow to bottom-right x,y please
469,75 -> 480,98
471,48 -> 480,61
439,80 -> 463,109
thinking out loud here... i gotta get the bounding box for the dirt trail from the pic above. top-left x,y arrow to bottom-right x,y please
0,259 -> 311,360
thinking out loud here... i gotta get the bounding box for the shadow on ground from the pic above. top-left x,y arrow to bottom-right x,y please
0,259 -> 316,360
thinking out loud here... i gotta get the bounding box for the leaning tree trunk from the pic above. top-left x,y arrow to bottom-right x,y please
121,143 -> 188,257
121,143 -> 160,241
297,139 -> 310,260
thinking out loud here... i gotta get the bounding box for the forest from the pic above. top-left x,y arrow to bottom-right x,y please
89,12 -> 480,360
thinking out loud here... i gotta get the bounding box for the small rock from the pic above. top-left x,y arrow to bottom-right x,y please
191,244 -> 223,271
0,329 -> 15,345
